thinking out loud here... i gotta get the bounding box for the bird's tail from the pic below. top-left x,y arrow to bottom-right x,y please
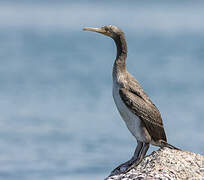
160,140 -> 181,150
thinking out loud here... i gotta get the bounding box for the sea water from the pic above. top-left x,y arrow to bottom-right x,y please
0,1 -> 203,179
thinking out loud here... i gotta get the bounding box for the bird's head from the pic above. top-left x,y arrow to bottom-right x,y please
83,25 -> 123,39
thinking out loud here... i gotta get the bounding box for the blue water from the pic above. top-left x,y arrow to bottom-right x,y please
0,1 -> 203,180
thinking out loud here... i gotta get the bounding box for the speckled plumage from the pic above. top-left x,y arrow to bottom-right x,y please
110,25 -> 166,145
83,25 -> 177,174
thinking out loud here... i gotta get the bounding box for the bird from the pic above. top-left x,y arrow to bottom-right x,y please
83,25 -> 179,174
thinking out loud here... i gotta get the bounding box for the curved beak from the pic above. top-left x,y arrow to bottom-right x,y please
83,27 -> 111,37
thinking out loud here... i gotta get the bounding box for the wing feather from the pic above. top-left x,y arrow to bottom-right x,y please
119,88 -> 167,142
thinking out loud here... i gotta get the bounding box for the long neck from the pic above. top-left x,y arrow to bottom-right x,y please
113,34 -> 127,74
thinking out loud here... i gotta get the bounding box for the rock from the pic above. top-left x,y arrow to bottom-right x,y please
105,147 -> 204,180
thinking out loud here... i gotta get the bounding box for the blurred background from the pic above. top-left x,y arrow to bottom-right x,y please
0,0 -> 203,179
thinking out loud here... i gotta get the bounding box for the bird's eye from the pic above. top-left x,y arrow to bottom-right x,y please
104,27 -> 109,31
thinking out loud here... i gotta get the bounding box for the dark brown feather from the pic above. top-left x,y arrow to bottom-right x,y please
119,88 -> 167,142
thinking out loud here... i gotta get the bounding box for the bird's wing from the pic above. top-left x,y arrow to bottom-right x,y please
125,72 -> 153,104
119,88 -> 167,142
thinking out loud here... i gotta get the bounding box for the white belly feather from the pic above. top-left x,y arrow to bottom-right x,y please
112,83 -> 144,141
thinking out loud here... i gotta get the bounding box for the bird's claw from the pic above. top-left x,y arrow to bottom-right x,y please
111,164 -> 128,175
111,158 -> 141,175
110,158 -> 138,175
111,160 -> 133,175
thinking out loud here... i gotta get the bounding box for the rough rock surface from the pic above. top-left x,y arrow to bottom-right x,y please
106,148 -> 204,180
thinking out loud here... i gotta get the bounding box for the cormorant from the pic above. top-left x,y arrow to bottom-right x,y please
83,25 -> 179,174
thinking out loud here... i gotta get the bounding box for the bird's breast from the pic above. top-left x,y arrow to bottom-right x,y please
112,82 -> 143,141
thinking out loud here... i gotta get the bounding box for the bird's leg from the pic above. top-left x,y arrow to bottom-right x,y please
111,141 -> 143,175
132,140 -> 143,161
125,142 -> 150,172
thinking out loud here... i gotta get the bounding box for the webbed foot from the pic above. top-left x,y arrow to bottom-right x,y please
111,159 -> 134,175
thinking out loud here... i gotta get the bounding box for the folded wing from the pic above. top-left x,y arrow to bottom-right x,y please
119,88 -> 167,142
